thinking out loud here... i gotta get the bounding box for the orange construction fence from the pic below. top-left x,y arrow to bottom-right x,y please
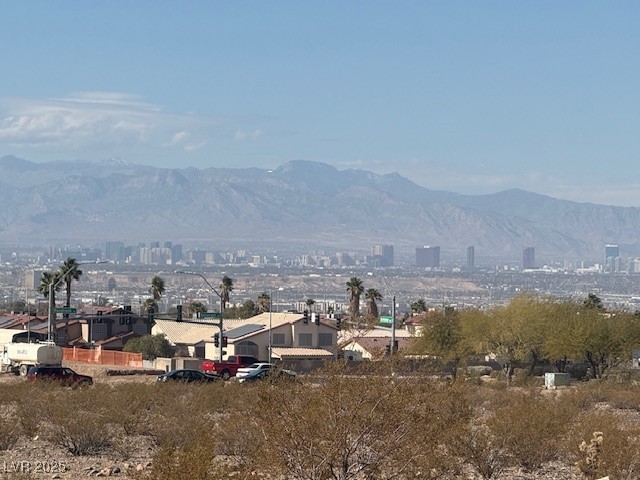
62,347 -> 143,368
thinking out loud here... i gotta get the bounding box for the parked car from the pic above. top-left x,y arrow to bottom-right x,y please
237,365 -> 297,383
201,355 -> 258,380
27,366 -> 93,387
157,369 -> 221,383
236,362 -> 274,380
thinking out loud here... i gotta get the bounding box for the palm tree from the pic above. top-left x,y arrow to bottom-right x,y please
60,257 -> 83,308
149,276 -> 165,301
257,292 -> 271,313
365,288 -> 383,318
38,271 -> 62,304
346,277 -> 364,319
219,275 -> 234,311
306,298 -> 316,312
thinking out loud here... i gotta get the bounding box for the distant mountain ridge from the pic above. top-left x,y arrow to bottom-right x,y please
0,155 -> 637,262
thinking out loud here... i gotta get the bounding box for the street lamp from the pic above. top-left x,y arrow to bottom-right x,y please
47,260 -> 107,343
175,271 -> 224,361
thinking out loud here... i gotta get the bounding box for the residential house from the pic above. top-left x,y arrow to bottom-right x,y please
153,312 -> 338,371
342,336 -> 413,361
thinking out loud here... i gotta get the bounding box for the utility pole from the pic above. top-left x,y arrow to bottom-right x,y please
175,271 -> 224,361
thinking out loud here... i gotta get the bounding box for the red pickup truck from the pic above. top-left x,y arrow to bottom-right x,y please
201,355 -> 258,380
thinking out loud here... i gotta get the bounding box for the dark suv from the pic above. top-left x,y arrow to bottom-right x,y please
27,366 -> 93,387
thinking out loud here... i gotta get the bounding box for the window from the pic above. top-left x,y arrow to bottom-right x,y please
91,323 -> 108,340
318,332 -> 333,347
132,322 -> 148,335
235,341 -> 259,358
298,333 -> 312,347
272,333 -> 285,345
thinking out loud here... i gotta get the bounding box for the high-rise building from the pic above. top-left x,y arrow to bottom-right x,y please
105,241 -> 124,261
523,247 -> 535,269
467,246 -> 475,269
25,270 -> 42,290
604,244 -> 620,273
371,244 -> 394,267
604,244 -> 620,261
416,246 -> 440,268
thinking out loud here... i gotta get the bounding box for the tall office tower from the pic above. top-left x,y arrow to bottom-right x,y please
171,244 -> 183,263
416,246 -> 440,268
371,244 -> 394,267
25,270 -> 42,290
604,244 -> 620,273
523,247 -> 535,269
467,246 -> 475,269
105,241 -> 124,261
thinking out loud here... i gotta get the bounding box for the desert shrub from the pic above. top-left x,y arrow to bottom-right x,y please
570,411 -> 640,480
12,382 -> 60,438
592,383 -> 640,411
148,432 -> 239,480
0,416 -> 20,451
46,385 -> 113,455
454,423 -> 505,479
225,363 -> 470,480
108,383 -> 160,436
146,382 -> 228,450
486,389 -> 579,471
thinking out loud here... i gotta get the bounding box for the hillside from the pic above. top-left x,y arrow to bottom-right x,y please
0,155 -> 638,261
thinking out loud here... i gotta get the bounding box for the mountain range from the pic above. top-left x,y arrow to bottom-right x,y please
0,154 -> 637,263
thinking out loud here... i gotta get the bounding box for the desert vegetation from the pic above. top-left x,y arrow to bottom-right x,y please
0,361 -> 639,479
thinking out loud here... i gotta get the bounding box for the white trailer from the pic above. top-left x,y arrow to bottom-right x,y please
0,342 -> 63,376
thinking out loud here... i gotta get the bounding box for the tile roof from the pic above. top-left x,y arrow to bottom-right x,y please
153,319 -> 218,345
271,347 -> 334,358
345,336 -> 413,354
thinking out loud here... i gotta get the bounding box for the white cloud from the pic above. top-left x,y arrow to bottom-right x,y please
168,130 -> 189,145
0,93 -> 229,155
234,129 -> 264,141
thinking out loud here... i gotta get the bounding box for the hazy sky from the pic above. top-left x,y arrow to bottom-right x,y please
2,2 -> 640,206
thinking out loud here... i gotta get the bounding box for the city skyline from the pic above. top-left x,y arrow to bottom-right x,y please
2,3 -> 640,205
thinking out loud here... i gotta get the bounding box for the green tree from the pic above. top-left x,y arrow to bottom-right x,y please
257,292 -> 270,313
123,334 -> 174,360
186,301 -> 207,317
346,277 -> 364,320
144,298 -> 157,314
412,308 -> 466,379
219,276 -> 234,311
225,300 -> 256,319
411,299 -> 427,313
365,288 -> 383,318
60,257 -> 83,308
583,293 -> 604,311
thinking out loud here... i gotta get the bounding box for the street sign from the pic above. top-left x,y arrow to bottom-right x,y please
379,315 -> 393,326
198,311 -> 221,319
54,307 -> 77,314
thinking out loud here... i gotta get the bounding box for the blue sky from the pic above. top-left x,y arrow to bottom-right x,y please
2,2 -> 640,205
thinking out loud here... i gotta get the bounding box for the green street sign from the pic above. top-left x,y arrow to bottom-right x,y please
54,307 -> 77,314
379,315 -> 393,326
199,311 -> 222,319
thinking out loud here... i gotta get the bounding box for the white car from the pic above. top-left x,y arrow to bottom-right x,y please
236,363 -> 274,380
